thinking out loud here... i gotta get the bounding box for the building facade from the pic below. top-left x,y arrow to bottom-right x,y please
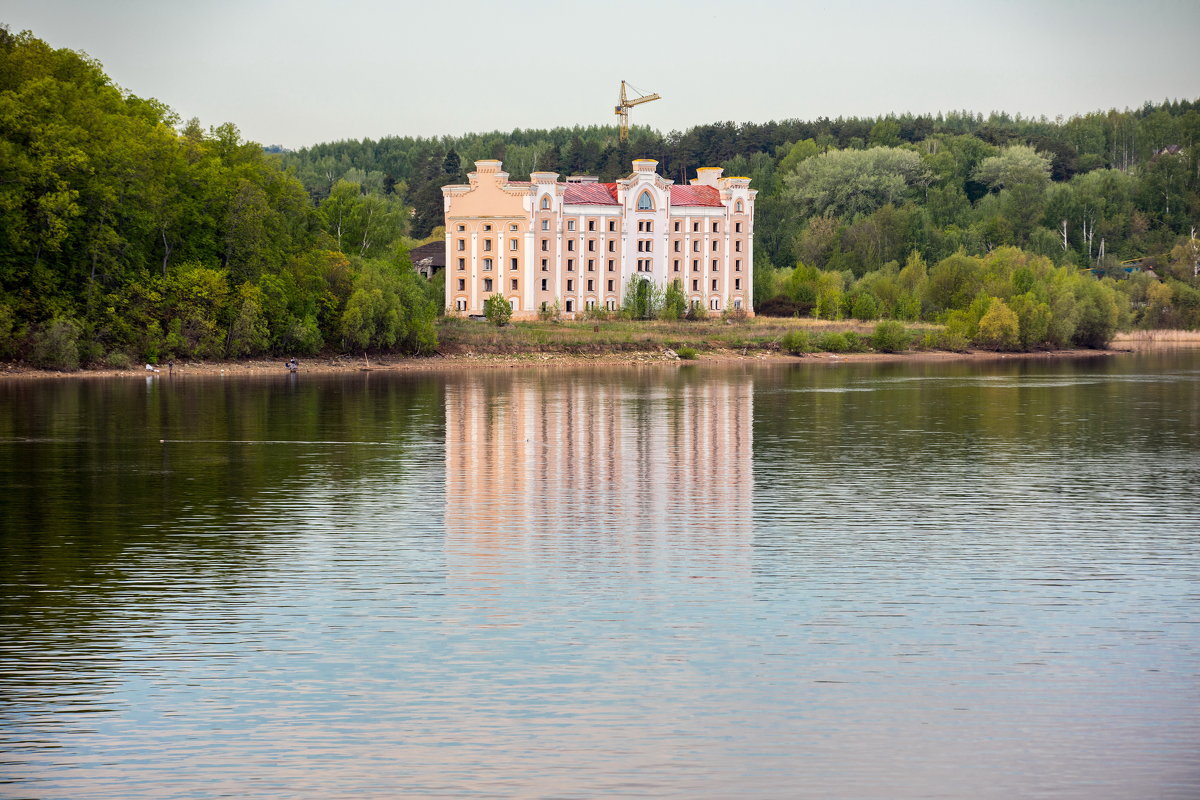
442,159 -> 755,319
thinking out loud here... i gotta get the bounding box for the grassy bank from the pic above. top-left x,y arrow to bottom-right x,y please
436,316 -> 940,356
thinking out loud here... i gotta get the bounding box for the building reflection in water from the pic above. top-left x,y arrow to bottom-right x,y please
443,368 -> 754,592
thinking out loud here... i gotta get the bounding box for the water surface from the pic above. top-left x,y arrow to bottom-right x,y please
1,353 -> 1198,798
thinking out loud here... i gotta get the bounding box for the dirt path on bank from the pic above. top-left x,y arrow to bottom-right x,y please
0,347 -> 1128,380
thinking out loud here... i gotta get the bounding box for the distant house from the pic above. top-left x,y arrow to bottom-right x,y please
409,241 -> 445,279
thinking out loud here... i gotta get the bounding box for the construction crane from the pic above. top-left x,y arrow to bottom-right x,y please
615,80 -> 661,143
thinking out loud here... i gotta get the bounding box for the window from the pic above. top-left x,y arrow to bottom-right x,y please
587,259 -> 595,271
542,219 -> 549,231
540,195 -> 551,210
607,260 -> 614,271
735,200 -> 744,213
483,224 -> 491,231
711,298 -> 720,310
567,259 -> 574,271
457,258 -> 465,270
567,279 -> 574,291
483,239 -> 492,252
712,279 -> 718,290
606,299 -> 615,310
510,224 -> 518,231
735,222 -> 742,233
541,278 -> 547,290
567,220 -> 575,231
511,298 -> 519,311
456,299 -> 466,311
541,259 -> 548,271
674,221 -> 681,232
567,240 -> 574,252
587,280 -> 594,291
609,220 -> 616,232
637,220 -> 654,233
692,259 -> 699,272
566,299 -> 574,312
483,278 -> 493,292
692,279 -> 699,291
541,239 -> 549,252
693,222 -> 700,232
674,241 -> 681,252
735,259 -> 742,271
673,259 -> 680,272
712,222 -> 719,233
510,239 -> 519,251
483,258 -> 493,271
693,241 -> 700,252
608,240 -> 615,252
735,240 -> 741,252
712,259 -> 719,272
735,278 -> 741,290
734,298 -> 743,309
511,279 -> 518,291
457,279 -> 465,290
457,224 -> 465,231
457,239 -> 465,251
586,298 -> 595,309
588,220 -> 596,231
607,280 -> 614,291
712,240 -> 719,251
510,258 -> 518,270
637,191 -> 654,211
588,240 -> 595,252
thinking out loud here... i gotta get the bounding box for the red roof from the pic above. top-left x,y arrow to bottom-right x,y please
669,185 -> 723,207
563,183 -> 619,205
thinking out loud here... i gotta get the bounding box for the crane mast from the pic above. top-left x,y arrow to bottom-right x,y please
615,80 -> 661,143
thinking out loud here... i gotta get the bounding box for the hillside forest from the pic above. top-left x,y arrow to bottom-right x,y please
2,26 -> 1199,368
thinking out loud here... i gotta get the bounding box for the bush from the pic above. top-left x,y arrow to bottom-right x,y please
871,320 -> 910,352
484,293 -> 512,326
781,329 -> 813,355
31,319 -> 81,371
106,351 -> 132,369
677,346 -> 698,360
583,304 -> 611,321
815,331 -> 849,352
842,331 -> 868,352
974,297 -> 1021,350
685,303 -> 707,321
851,293 -> 881,321
538,300 -> 561,321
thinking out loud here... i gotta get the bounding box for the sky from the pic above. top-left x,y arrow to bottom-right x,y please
5,0 -> 1199,150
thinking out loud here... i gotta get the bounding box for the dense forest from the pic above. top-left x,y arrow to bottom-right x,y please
2,25 -> 1198,369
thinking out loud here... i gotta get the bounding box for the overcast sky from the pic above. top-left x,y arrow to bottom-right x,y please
5,0 -> 1199,150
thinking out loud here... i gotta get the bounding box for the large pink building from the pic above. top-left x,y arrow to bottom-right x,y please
442,159 -> 755,319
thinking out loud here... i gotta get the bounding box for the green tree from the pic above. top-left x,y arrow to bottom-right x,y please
483,293 -> 512,326
974,297 -> 1020,350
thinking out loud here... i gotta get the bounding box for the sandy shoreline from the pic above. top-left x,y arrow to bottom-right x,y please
0,347 -> 1131,380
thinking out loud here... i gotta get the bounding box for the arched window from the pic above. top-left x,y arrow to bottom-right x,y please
735,200 -> 744,213
637,191 -> 654,211
540,195 -> 551,210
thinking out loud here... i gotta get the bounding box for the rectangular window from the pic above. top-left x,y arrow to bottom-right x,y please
541,259 -> 548,271
483,239 -> 492,252
567,279 -> 574,291
567,259 -> 574,271
712,259 -> 719,272
735,259 -> 742,271
567,220 -> 575,231
541,278 -> 547,290
608,240 -> 615,252
674,221 -> 681,232
673,259 -> 680,272
712,279 -> 718,290
712,240 -> 719,251
608,220 -> 616,232
693,222 -> 700,232
457,224 -> 465,232
607,260 -> 614,271
483,224 -> 491,231
457,239 -> 466,251
567,240 -> 574,252
735,278 -> 741,290
542,219 -> 549,231
587,259 -> 595,271
511,278 -> 518,291
588,220 -> 596,231
483,258 -> 493,270
692,259 -> 699,272
588,240 -> 595,251
510,258 -> 518,270
510,239 -> 519,251
712,222 -> 719,233
484,278 -> 493,292
735,222 -> 742,233
541,239 -> 548,251
735,240 -> 741,252
510,224 -> 518,231
607,280 -> 614,291
674,241 -> 681,252
692,279 -> 699,291
457,279 -> 465,290
587,280 -> 594,291
693,241 -> 700,252
457,258 -> 465,270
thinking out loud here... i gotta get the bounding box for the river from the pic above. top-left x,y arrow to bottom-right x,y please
1,352 -> 1197,798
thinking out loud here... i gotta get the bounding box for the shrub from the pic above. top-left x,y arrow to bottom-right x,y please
815,331 -> 849,352
584,304 -> 611,321
484,293 -> 513,326
106,351 -> 132,369
685,303 -> 707,321
660,280 -> 686,320
974,297 -> 1021,350
538,300 -> 561,321
936,328 -> 970,351
842,331 -> 868,352
677,346 -> 698,360
31,318 -> 81,371
871,320 -> 910,352
781,329 -> 813,355
851,293 -> 881,321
